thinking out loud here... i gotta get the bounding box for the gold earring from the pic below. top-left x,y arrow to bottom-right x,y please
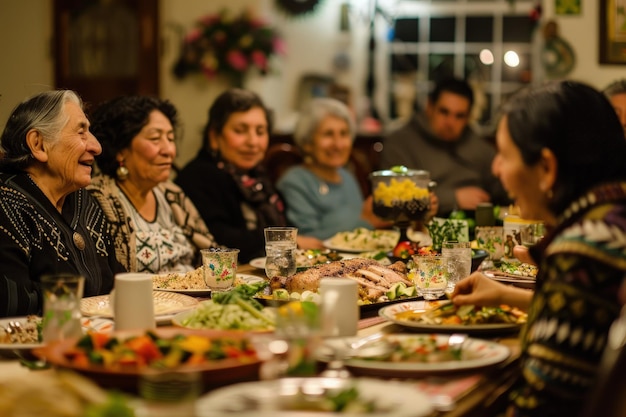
546,189 -> 554,199
116,161 -> 129,181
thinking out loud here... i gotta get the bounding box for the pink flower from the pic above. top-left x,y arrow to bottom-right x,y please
251,50 -> 267,70
185,28 -> 202,43
227,50 -> 248,71
273,37 -> 287,55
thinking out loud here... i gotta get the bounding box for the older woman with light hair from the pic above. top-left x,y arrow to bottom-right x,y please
0,90 -> 124,317
276,98 -> 390,244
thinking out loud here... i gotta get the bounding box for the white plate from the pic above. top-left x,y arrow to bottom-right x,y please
379,301 -> 523,334
483,271 -> 536,289
237,274 -> 266,285
320,334 -> 510,377
0,316 -> 114,352
80,291 -> 199,324
323,239 -> 398,254
323,229 -> 400,254
195,377 -> 433,417
155,274 -> 266,296
249,257 -> 266,270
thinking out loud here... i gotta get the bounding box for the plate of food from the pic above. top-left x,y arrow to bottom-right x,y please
379,300 -> 527,334
152,267 -> 211,296
172,300 -> 276,332
482,260 -> 537,289
33,327 -> 262,393
81,291 -> 199,324
195,377 -> 433,417
319,333 -> 510,377
250,249 -> 344,272
260,257 -> 417,311
323,228 -> 400,253
0,316 -> 114,353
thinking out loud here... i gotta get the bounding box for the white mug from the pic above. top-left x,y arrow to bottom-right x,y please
110,273 -> 155,331
320,278 -> 358,337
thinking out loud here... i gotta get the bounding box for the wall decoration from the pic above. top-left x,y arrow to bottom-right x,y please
172,9 -> 285,86
555,0 -> 581,15
600,0 -> 626,64
541,20 -> 576,78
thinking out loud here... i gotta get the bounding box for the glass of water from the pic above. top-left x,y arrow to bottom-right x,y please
441,240 -> 472,293
40,274 -> 84,343
264,227 -> 298,279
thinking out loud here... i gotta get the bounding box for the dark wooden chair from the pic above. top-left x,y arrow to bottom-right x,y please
262,142 -> 304,186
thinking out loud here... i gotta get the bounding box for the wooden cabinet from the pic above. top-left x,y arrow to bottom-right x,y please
53,0 -> 159,107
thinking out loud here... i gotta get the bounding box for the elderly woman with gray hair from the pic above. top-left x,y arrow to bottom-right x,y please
0,90 -> 123,317
276,98 -> 390,244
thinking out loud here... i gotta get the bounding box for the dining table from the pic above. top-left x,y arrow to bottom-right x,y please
0,263 -> 523,417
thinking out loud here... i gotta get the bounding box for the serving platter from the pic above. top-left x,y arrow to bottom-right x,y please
319,334 -> 510,377
379,301 -> 524,334
81,291 -> 199,324
33,327 -> 262,393
195,377 -> 433,417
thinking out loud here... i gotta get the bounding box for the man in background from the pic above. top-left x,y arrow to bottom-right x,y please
381,77 -> 508,217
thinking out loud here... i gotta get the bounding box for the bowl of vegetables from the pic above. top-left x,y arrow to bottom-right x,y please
172,283 -> 276,332
33,327 -> 263,393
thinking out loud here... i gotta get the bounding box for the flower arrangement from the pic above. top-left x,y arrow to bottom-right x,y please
173,9 -> 285,85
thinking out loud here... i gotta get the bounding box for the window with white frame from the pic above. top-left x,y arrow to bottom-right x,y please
387,0 -> 538,126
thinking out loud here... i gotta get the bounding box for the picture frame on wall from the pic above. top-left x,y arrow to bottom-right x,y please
599,0 -> 626,64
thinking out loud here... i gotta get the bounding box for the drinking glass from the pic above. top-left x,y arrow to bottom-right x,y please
412,255 -> 448,300
40,274 -> 84,343
252,301 -> 320,379
202,248 -> 239,293
520,222 -> 545,248
264,227 -> 298,279
441,241 -> 472,293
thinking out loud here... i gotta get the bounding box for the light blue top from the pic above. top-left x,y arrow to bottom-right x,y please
276,166 -> 371,240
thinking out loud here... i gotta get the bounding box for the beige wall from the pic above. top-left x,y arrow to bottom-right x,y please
1,0 -> 625,166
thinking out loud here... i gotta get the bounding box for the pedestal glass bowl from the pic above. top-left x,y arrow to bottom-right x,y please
370,167 -> 434,243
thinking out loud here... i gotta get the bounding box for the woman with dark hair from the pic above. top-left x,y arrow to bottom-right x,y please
87,95 -> 217,273
176,88 -> 296,263
452,81 -> 626,416
0,90 -> 123,317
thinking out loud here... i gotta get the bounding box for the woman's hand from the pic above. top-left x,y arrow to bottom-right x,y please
451,271 -> 533,310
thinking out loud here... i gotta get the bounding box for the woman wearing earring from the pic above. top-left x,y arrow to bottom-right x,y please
451,81 -> 626,416
175,88 -> 313,263
87,95 -> 217,273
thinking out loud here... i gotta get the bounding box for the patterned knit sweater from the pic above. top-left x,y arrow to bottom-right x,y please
87,175 -> 217,272
0,173 -> 122,317
511,182 -> 626,417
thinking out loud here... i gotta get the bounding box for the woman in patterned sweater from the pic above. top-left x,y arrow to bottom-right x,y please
452,81 -> 626,416
0,90 -> 124,317
87,96 -> 217,273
